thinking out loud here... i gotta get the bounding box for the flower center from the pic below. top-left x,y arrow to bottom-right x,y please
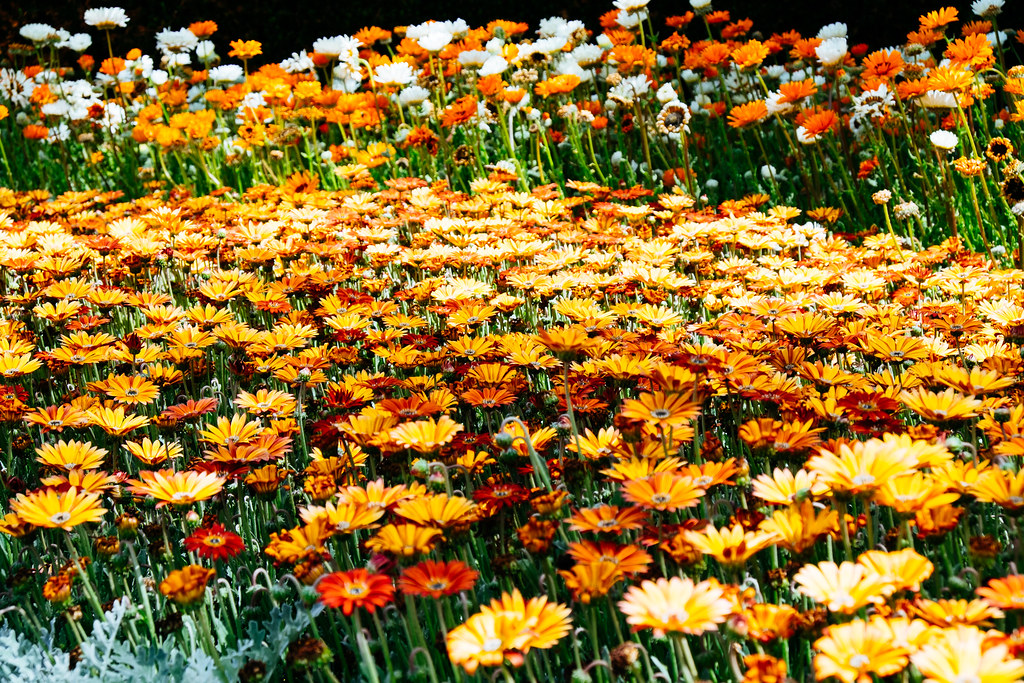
849,654 -> 870,670
482,637 -> 504,652
50,512 -> 72,525
649,409 -> 672,420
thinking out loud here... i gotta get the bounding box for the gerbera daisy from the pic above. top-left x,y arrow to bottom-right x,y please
794,561 -> 889,613
389,415 -> 463,453
184,523 -> 245,561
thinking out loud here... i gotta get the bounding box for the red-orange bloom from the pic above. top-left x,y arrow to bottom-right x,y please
317,569 -> 395,616
398,560 -> 479,598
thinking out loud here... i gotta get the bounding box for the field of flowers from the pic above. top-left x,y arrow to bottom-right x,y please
2,2 -> 1024,682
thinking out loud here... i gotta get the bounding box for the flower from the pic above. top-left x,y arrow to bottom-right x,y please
317,569 -> 394,615
364,523 -> 442,557
813,619 -> 910,683
398,560 -> 479,598
159,565 -> 215,605
794,561 -> 889,613
618,577 -> 733,636
911,625 -> 1024,683
621,471 -> 705,512
815,37 -> 848,66
931,130 -> 959,151
127,469 -> 226,507
684,523 -> 777,568
84,7 -> 129,29
977,575 -> 1024,610
184,523 -> 245,561
390,415 -> 462,453
10,487 -> 106,531
35,440 -> 107,471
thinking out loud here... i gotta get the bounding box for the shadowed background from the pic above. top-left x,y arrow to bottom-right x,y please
1,1 -> 972,63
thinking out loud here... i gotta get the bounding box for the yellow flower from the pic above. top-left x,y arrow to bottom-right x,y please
10,487 -> 106,531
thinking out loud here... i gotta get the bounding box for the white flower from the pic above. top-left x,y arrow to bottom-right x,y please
766,91 -> 795,115
155,28 -> 197,54
656,83 -> 678,104
815,37 -> 847,66
84,7 -> 129,29
919,90 -> 957,109
571,44 -> 603,68
972,0 -> 1004,16
62,33 -> 92,52
817,22 -> 848,39
689,0 -> 712,9
417,31 -> 453,53
208,65 -> 244,83
608,74 -> 651,105
613,0 -> 651,11
407,20 -> 467,40
373,62 -> 415,86
930,129 -> 958,150
19,23 -> 59,43
851,83 -> 894,121
312,35 -> 361,59
280,51 -> 315,73
398,85 -> 430,106
616,10 -> 647,29
149,70 -> 169,86
457,50 -> 490,68
538,17 -> 570,38
595,33 -> 614,49
478,55 -> 508,77
195,41 -> 217,61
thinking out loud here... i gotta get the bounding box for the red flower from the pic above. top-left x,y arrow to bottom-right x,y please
316,569 -> 394,616
184,523 -> 245,562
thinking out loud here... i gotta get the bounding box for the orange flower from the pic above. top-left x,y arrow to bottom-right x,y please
228,39 -> 262,60
159,565 -> 215,605
398,560 -> 479,598
441,96 -> 479,128
728,100 -> 769,128
317,569 -> 394,615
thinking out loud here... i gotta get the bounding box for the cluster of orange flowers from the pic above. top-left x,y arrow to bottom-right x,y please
0,170 -> 1022,681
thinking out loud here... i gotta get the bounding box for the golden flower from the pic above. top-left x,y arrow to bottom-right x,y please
618,577 -> 734,636
127,469 -> 226,507
364,523 -> 442,557
684,523 -> 777,568
35,440 -> 108,471
814,619 -> 910,683
389,415 -> 463,453
10,487 -> 106,531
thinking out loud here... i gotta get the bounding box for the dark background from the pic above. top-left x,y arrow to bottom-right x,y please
1,1 -> 1018,63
